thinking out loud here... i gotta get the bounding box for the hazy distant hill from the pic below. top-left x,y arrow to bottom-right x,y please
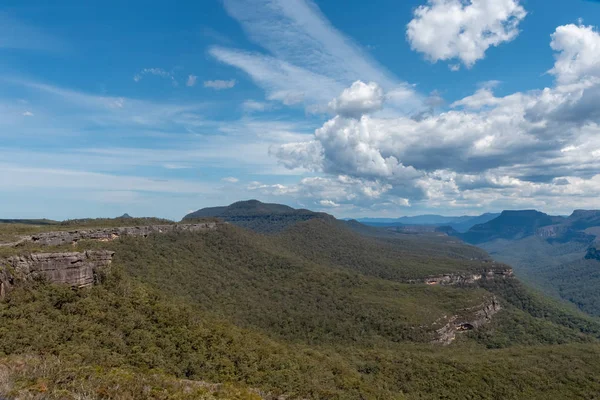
355,212 -> 500,232
455,209 -> 600,316
183,199 -> 330,233
460,210 -> 564,244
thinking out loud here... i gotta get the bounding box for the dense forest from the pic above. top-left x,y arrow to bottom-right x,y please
2,214 -> 600,398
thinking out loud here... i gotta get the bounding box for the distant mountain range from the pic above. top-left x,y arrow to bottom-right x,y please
353,213 -> 500,232
449,209 -> 600,317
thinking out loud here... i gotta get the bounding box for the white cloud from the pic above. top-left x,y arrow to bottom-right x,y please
319,199 -> 339,207
549,24 -> 600,84
222,177 -> 239,183
328,81 -> 384,118
22,111 -> 34,117
450,88 -> 501,109
204,79 -> 236,90
134,68 -> 177,85
186,75 -> 198,87
272,24 -> 600,213
212,0 -> 420,111
248,175 -> 393,208
242,100 -> 271,113
0,163 -> 215,195
407,0 -> 527,68
163,163 -> 191,170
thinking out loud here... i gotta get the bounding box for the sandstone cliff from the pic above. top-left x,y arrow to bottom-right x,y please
409,265 -> 513,286
0,250 -> 114,299
4,222 -> 218,247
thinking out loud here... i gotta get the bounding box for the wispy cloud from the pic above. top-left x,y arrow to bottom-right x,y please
204,79 -> 236,90
133,68 -> 178,86
211,0 -> 420,112
186,75 -> 198,87
0,12 -> 65,52
242,100 -> 272,113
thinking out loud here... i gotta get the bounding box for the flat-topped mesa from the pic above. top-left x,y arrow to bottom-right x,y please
412,266 -> 514,286
0,250 -> 114,299
25,222 -> 219,247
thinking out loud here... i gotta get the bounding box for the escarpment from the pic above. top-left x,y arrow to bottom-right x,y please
0,223 -> 221,299
26,222 -> 219,247
434,296 -> 502,345
409,265 -> 514,286
0,250 -> 114,299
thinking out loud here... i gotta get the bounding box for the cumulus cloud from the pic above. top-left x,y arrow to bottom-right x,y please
549,24 -> 600,84
328,81 -> 384,118
22,111 -> 34,117
272,25 -> 600,213
407,0 -> 527,68
204,79 -> 237,90
248,175 -> 393,208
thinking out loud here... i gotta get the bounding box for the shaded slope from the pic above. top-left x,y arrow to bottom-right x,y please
466,210 -> 600,317
282,218 -> 491,280
461,210 -> 563,244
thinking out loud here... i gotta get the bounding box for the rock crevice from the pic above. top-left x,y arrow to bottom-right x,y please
434,296 -> 502,345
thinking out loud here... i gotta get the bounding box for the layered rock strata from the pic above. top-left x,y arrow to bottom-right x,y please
0,250 -> 114,299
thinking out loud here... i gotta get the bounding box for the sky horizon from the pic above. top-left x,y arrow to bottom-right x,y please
2,0 -> 600,220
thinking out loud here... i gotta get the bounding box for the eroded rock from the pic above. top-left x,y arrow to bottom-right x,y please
20,223 -> 218,247
434,296 -> 502,345
0,250 -> 114,299
411,267 -> 513,286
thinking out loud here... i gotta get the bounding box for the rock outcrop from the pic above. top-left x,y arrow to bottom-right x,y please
434,296 -> 502,345
11,222 -> 218,247
0,250 -> 114,299
411,266 -> 513,286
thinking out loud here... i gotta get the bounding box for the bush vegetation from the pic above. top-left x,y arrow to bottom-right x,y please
3,218 -> 600,398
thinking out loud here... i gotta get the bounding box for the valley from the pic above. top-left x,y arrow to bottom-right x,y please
2,201 -> 600,398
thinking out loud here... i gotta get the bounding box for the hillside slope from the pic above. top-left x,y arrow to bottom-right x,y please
2,214 -> 600,398
458,209 -> 600,317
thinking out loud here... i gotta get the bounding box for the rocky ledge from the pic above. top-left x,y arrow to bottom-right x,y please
10,222 -> 219,247
434,296 -> 502,345
409,267 -> 513,286
0,250 -> 114,299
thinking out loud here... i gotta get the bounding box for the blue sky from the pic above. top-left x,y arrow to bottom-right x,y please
1,0 -> 600,220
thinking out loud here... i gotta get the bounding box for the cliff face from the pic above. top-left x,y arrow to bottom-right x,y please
434,296 -> 502,345
22,223 -> 218,247
0,250 -> 114,299
412,266 -> 514,286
